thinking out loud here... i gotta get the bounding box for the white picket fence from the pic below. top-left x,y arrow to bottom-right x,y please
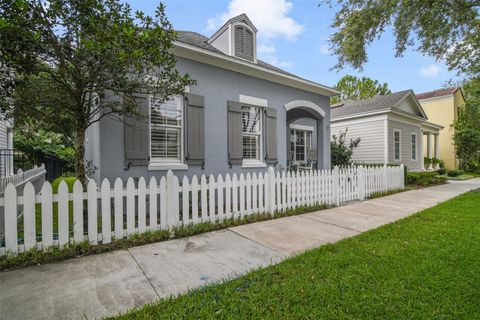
0,164 -> 46,194
0,165 -> 404,256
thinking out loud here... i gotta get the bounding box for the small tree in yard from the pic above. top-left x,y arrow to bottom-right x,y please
331,129 -> 361,166
0,0 -> 194,184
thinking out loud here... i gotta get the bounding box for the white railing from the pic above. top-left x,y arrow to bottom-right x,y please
0,165 -> 404,255
0,164 -> 46,194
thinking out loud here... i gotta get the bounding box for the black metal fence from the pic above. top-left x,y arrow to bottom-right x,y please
0,149 -> 33,178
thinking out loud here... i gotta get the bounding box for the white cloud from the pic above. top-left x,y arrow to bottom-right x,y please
206,0 -> 304,40
420,64 -> 441,77
319,43 -> 331,55
257,42 -> 276,54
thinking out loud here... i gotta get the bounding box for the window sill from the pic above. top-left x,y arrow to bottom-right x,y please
242,162 -> 267,169
148,163 -> 188,171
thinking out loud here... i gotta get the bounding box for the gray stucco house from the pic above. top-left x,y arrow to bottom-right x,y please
85,14 -> 338,182
330,90 -> 443,172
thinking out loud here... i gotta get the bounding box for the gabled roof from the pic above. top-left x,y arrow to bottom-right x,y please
416,87 -> 461,100
174,30 -> 338,96
208,14 -> 257,44
331,90 -> 428,120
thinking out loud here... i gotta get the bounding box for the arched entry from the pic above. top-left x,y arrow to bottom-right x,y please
284,100 -> 327,169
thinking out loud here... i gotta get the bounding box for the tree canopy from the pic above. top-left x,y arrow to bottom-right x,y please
0,0 -> 194,182
332,75 -> 391,104
323,0 -> 480,77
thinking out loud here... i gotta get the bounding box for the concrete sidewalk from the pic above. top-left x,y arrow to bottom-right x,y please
1,179 -> 479,320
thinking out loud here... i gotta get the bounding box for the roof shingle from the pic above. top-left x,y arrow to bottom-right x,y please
416,87 -> 459,100
331,90 -> 411,118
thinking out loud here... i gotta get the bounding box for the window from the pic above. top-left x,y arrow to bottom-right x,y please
394,129 -> 401,161
290,129 -> 312,162
242,106 -> 262,162
411,133 -> 417,161
234,26 -> 254,61
150,96 -> 183,163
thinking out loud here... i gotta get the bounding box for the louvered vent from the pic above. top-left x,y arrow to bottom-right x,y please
235,26 -> 244,55
245,29 -> 253,59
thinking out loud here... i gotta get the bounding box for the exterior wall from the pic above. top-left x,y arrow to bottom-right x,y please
387,118 -> 423,171
419,94 -> 462,169
0,119 -> 8,149
209,27 -> 230,55
84,119 -> 101,182
91,57 -> 331,182
330,116 -> 386,164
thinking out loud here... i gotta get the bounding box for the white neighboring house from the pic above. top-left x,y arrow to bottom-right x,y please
0,114 -> 14,177
330,90 -> 444,172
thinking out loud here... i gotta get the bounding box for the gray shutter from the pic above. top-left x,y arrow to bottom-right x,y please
265,107 -> 277,164
235,26 -> 244,55
228,101 -> 243,165
186,93 -> 205,166
124,95 -> 149,166
245,29 -> 253,60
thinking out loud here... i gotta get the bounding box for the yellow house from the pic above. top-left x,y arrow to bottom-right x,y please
416,87 -> 465,170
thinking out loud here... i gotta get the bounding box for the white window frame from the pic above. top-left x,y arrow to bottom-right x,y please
393,129 -> 401,161
289,125 -> 313,162
411,132 -> 417,161
148,95 -> 188,171
241,105 -> 264,167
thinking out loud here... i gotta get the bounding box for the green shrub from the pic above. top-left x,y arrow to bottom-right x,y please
406,171 -> 447,186
447,170 -> 464,177
437,168 -> 446,175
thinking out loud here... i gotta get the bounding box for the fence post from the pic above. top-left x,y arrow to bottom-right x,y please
358,165 -> 365,200
166,170 -> 179,228
266,166 -> 276,215
333,165 -> 340,206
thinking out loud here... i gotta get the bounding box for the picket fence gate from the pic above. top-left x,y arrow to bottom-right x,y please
0,164 -> 46,194
0,164 -> 404,256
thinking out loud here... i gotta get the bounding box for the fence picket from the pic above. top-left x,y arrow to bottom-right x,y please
4,184 -> 17,253
23,182 -> 36,251
200,175 -> 208,222
41,182 -> 53,249
239,173 -> 245,217
114,178 -> 123,239
258,173 -> 264,212
159,177 -> 167,228
138,177 -> 146,233
217,174 -> 224,219
149,177 -> 158,230
191,175 -> 199,223
87,180 -> 98,244
232,173 -> 238,218
252,173 -> 258,213
101,179 -> 111,244
182,176 -> 190,225
208,174 -> 215,222
246,173 -> 252,215
126,178 -> 135,236
225,173 -> 232,218
73,180 -> 83,242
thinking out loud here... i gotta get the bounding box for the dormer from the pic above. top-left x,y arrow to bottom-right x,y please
208,13 -> 258,63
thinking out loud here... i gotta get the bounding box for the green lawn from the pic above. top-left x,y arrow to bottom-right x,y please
112,191 -> 480,320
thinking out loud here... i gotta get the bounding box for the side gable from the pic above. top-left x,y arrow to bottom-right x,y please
391,91 -> 428,120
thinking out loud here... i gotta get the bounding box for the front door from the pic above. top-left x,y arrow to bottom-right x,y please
290,129 -> 312,162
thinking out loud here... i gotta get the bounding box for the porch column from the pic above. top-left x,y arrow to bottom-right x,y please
427,132 -> 433,171
434,134 -> 440,170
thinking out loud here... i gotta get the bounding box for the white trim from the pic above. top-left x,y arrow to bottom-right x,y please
284,100 -> 326,118
289,124 -> 314,131
239,94 -> 268,107
417,94 -> 454,103
393,129 -> 401,161
384,119 -> 389,164
411,132 -> 418,161
241,161 -> 267,168
148,163 -> 188,171
172,42 -> 339,97
391,91 -> 428,119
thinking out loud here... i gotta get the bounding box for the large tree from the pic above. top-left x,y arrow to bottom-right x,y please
323,0 -> 480,77
332,75 -> 391,104
453,77 -> 480,171
0,0 -> 194,183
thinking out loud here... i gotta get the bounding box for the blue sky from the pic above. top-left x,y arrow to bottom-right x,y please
129,0 -> 459,93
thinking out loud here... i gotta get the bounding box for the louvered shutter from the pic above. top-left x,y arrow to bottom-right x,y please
235,26 -> 244,55
245,29 -> 253,60
265,107 -> 277,164
186,93 -> 205,166
124,95 -> 149,166
227,101 -> 243,165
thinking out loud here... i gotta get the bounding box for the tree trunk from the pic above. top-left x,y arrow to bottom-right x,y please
74,128 -> 86,186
